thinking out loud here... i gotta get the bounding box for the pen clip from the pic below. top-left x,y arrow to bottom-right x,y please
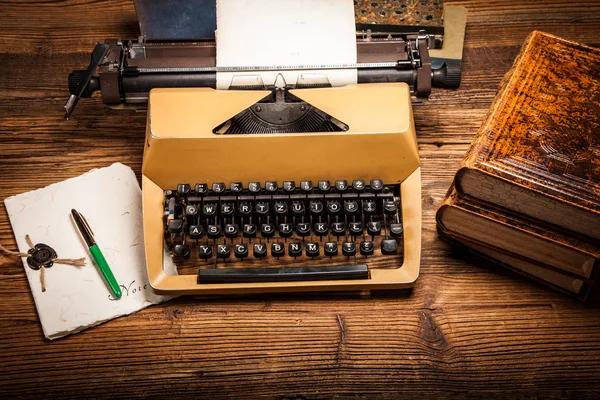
71,209 -> 96,247
77,212 -> 95,238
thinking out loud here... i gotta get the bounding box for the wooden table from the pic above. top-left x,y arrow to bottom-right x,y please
1,1 -> 599,398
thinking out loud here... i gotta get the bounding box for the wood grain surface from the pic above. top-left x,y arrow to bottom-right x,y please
1,1 -> 600,399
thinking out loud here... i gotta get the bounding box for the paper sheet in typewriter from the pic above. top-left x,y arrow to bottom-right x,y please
4,163 -> 176,340
216,0 -> 358,89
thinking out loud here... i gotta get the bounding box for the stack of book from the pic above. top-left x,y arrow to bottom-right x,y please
436,31 -> 600,300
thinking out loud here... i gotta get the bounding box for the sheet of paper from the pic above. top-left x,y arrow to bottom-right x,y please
4,163 -> 176,340
216,0 -> 357,89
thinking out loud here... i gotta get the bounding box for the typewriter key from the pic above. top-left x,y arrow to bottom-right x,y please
314,222 -> 328,236
344,200 -> 359,215
256,202 -> 269,216
291,201 -> 304,216
230,182 -> 243,193
300,181 -> 313,192
186,204 -> 199,219
253,243 -> 267,258
207,224 -> 222,239
318,180 -> 331,193
168,219 -> 183,234
234,244 -> 248,259
243,224 -> 257,238
177,184 -> 191,197
195,183 -> 208,196
383,200 -> 398,215
349,222 -> 363,236
198,244 -> 213,259
296,223 -> 311,237
173,244 -> 191,262
274,202 -> 288,216
283,181 -> 296,192
288,242 -> 303,257
239,202 -> 252,216
248,182 -> 261,193
265,181 -> 278,193
279,223 -> 293,237
309,201 -> 324,216
271,243 -> 285,257
224,224 -> 239,238
327,200 -> 341,215
362,200 -> 377,215
221,203 -> 234,217
370,180 -> 383,193
360,241 -> 374,256
324,242 -> 338,257
390,223 -> 403,237
331,222 -> 346,236
217,244 -> 231,259
306,242 -> 320,257
203,203 -> 217,217
212,182 -> 226,194
335,180 -> 348,192
367,221 -> 381,236
342,242 -> 356,256
189,225 -> 204,240
261,223 -> 275,238
352,180 -> 365,192
381,239 -> 398,255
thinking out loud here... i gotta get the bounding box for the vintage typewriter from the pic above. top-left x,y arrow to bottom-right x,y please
65,0 -> 465,295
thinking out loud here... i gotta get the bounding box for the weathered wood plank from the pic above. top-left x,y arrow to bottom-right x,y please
1,0 -> 600,399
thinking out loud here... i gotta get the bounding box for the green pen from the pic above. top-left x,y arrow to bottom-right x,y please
71,209 -> 122,299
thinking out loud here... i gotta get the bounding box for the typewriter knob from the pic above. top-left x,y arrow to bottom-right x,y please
432,61 -> 462,89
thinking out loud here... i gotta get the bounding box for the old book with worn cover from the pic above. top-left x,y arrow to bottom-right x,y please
437,228 -> 591,300
437,185 -> 600,282
454,31 -> 600,241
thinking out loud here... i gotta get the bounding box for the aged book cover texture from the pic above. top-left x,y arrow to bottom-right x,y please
455,31 -> 600,239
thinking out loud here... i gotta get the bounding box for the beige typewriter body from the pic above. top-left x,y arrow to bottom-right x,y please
142,82 -> 421,294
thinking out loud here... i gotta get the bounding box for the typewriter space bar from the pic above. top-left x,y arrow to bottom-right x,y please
197,265 -> 369,283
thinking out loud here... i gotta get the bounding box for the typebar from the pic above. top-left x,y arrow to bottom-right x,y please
198,264 -> 369,283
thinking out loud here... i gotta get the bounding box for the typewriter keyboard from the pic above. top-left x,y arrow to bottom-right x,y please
163,180 -> 404,283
